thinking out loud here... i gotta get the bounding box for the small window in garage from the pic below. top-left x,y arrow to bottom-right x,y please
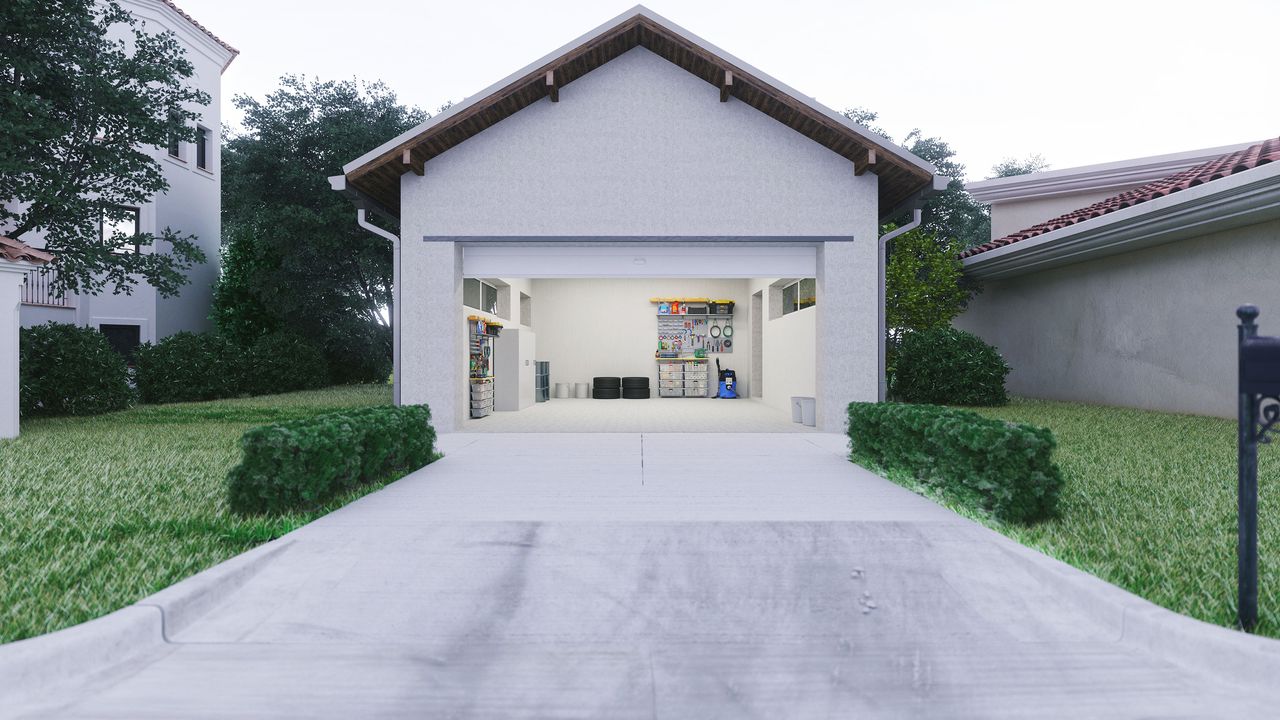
464,278 -> 499,315
781,278 -> 816,315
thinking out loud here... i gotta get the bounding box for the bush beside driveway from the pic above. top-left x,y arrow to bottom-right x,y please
0,385 -> 395,643
951,398 -> 1277,637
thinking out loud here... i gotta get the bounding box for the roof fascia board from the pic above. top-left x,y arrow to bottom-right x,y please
327,175 -> 398,225
124,0 -> 238,72
342,5 -> 935,178
961,162 -> 1280,280
966,141 -> 1259,204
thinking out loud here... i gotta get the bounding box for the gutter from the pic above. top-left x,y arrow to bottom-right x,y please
355,207 -> 402,407
963,162 -> 1280,280
877,209 -> 922,402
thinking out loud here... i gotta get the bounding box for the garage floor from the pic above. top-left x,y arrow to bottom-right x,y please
462,397 -> 811,433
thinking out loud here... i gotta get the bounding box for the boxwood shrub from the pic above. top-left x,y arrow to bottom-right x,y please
226,404 -> 437,515
847,401 -> 1062,524
19,322 -> 133,417
893,327 -> 1009,406
135,332 -> 246,404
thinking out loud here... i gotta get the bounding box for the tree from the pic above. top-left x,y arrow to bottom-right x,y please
990,154 -> 1050,178
214,76 -> 428,383
0,0 -> 209,296
883,227 -> 973,385
842,108 -> 991,250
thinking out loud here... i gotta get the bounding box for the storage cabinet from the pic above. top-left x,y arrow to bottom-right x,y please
654,358 -> 711,398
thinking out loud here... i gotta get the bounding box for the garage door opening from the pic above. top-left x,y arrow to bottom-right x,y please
458,271 -> 819,433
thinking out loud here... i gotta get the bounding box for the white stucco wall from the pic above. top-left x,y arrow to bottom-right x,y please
398,47 -> 879,429
1,265 -> 27,438
525,278 -> 754,398
12,1 -> 227,341
956,218 -> 1280,418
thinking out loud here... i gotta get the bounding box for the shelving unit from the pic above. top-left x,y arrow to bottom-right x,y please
468,315 -> 501,419
535,361 -> 550,402
656,358 -> 711,398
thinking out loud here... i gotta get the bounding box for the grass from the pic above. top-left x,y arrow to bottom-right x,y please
866,397 -> 1278,638
0,385 -> 395,643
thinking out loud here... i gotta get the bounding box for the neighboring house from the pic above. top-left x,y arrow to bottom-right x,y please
11,0 -> 237,359
957,137 -> 1280,417
2,237 -> 54,439
331,6 -> 943,431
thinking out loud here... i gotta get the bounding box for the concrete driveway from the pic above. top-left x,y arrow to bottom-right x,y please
7,433 -> 1280,718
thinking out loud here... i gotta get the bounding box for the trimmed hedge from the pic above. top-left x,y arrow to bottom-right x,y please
847,402 -> 1062,524
135,331 -> 330,404
135,332 -> 245,404
226,405 -> 437,515
893,327 -> 1009,406
19,322 -> 133,417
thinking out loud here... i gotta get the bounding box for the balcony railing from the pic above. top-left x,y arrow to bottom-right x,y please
21,268 -> 75,308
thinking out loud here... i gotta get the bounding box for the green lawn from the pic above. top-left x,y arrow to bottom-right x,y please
0,385 -> 394,643
933,398 -> 1276,637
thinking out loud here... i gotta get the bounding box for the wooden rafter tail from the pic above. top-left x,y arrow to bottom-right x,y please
720,69 -> 733,102
854,148 -> 877,176
545,69 -> 558,102
402,147 -> 424,176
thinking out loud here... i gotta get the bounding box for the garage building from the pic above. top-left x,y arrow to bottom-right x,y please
331,6 -> 941,431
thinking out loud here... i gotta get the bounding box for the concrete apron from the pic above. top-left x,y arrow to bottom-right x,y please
5,433 -> 1280,718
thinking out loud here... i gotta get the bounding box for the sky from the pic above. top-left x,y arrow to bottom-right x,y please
179,0 -> 1278,181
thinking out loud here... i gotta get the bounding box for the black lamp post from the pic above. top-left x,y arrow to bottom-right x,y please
1235,304 -> 1279,632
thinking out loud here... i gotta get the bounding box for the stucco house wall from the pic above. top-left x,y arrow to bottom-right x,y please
956,217 -> 1280,417
989,190 -> 1122,241
398,47 -> 879,430
12,0 -> 230,343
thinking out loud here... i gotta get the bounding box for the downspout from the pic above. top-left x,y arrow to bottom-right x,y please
356,209 -> 401,406
877,209 -> 922,402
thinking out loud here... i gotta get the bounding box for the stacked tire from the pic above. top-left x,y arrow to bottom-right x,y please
592,376 -> 621,399
621,376 -> 650,399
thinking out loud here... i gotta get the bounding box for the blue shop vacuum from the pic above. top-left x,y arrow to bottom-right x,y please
716,358 -> 738,399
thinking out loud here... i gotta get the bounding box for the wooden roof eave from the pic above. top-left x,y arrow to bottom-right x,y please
342,6 -> 937,218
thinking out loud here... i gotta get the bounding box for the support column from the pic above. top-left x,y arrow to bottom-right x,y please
399,239 -> 463,430
1,266 -> 28,439
816,238 -> 878,432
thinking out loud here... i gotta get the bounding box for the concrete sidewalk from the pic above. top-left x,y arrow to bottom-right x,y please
5,433 -> 1279,718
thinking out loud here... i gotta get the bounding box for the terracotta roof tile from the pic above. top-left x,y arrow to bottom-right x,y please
0,236 -> 54,265
156,0 -> 239,68
961,136 -> 1280,259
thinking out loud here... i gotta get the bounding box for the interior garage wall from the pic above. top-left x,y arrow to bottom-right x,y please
955,217 -> 1280,418
749,278 -> 817,415
528,278 -> 753,397
461,278 -> 536,417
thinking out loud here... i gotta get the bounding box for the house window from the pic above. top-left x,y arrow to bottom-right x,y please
99,324 -> 141,363
195,126 -> 209,170
167,111 -> 182,159
102,206 -> 141,254
464,278 -> 499,315
782,278 -> 816,315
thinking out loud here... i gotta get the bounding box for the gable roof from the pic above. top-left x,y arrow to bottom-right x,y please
962,137 -> 1280,259
340,5 -> 937,220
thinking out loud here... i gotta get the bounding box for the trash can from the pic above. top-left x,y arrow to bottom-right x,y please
798,397 -> 816,427
791,396 -> 804,423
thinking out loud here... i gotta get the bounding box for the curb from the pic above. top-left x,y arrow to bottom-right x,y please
0,538 -> 293,712
987,527 -> 1280,689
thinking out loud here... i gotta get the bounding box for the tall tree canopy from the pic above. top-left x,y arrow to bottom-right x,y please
990,154 -> 1051,178
842,107 -> 991,250
213,76 -> 428,383
0,0 -> 208,295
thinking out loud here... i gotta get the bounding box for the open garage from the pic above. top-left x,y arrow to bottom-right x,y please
331,7 -> 940,431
